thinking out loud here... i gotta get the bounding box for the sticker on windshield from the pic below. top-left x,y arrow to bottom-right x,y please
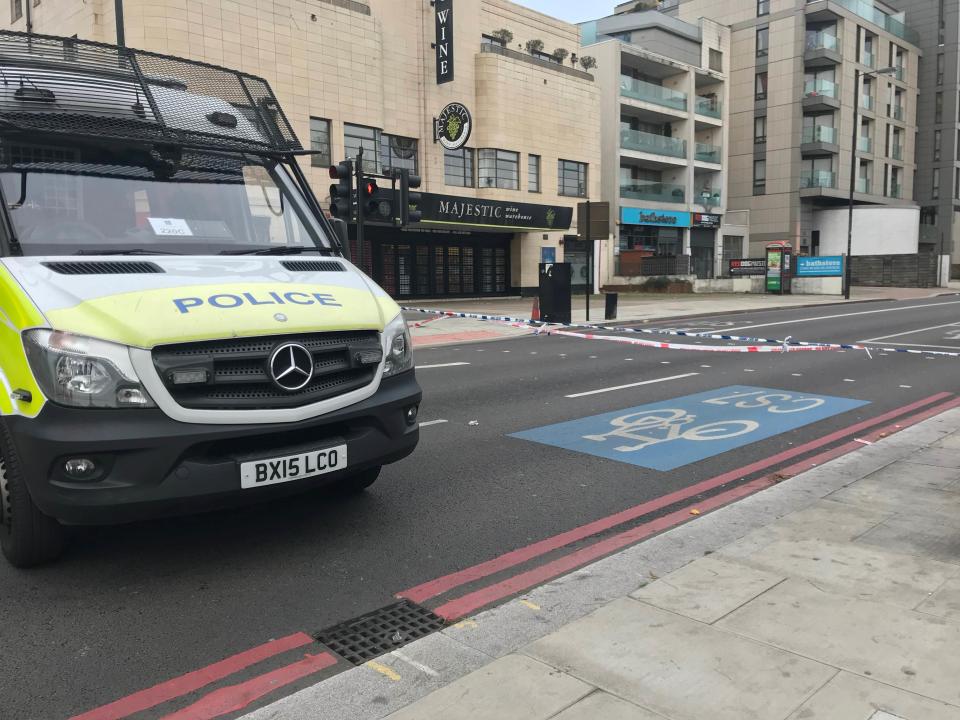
148,218 -> 194,237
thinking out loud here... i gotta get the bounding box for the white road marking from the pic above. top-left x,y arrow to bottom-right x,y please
700,365 -> 711,368
416,362 -> 471,369
721,300 -> 960,334
843,379 -> 855,382
860,321 -> 960,343
418,419 -> 449,427
792,373 -> 803,377
660,361 -> 671,365
565,373 -> 700,399
744,369 -> 755,372
391,650 -> 439,677
900,385 -> 912,388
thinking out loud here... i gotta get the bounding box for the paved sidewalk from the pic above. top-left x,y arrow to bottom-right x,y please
243,407 -> 960,720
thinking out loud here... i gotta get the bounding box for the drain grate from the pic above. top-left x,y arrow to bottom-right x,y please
315,600 -> 446,665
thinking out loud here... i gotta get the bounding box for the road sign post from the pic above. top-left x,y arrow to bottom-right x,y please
577,201 -> 610,322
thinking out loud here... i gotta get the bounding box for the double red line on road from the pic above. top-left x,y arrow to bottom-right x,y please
400,392 -> 958,619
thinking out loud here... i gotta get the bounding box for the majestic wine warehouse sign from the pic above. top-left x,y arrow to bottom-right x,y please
435,0 -> 454,84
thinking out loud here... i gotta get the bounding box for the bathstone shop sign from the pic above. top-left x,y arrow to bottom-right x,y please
435,0 -> 454,84
415,192 -> 573,230
620,207 -> 692,227
435,103 -> 472,151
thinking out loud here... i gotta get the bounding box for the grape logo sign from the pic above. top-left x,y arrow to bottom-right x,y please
435,103 -> 472,151
510,386 -> 868,471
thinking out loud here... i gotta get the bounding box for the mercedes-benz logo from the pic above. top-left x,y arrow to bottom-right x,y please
268,343 -> 314,391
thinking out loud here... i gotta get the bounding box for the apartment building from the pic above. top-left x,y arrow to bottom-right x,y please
583,9 -> 747,281
643,0 -> 922,260
4,0 -> 601,299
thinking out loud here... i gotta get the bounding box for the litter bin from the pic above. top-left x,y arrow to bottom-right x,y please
539,263 -> 572,324
604,292 -> 618,320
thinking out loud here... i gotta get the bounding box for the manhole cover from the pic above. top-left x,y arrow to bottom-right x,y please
315,600 -> 446,665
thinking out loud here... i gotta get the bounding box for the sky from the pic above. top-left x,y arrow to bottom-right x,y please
513,0 -> 619,24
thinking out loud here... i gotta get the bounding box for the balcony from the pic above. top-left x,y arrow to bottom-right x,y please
804,32 -> 841,67
621,128 -> 687,159
800,169 -> 837,189
858,136 -> 872,153
801,125 -> 839,154
620,181 -> 686,203
894,65 -> 905,82
861,95 -> 875,112
806,0 -> 919,46
888,183 -> 903,199
891,143 -> 903,161
861,51 -> 875,68
694,142 -> 722,164
856,177 -> 872,194
803,78 -> 840,111
620,76 -> 687,112
695,96 -> 722,119
890,105 -> 905,122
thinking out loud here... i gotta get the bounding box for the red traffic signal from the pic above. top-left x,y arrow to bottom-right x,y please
329,162 -> 351,179
362,179 -> 379,198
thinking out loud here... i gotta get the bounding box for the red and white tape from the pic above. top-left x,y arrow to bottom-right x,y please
548,329 -> 833,354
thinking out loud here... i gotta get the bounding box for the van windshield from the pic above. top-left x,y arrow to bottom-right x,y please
0,141 -> 331,256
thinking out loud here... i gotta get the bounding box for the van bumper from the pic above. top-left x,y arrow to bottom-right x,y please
7,371 -> 421,525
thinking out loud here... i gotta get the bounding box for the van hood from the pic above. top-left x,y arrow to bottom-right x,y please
2,256 -> 400,348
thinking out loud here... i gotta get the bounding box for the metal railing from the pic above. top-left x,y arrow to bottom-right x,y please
617,254 -> 692,278
620,181 -> 686,203
695,143 -> 722,163
695,96 -> 722,118
802,125 -> 838,144
804,78 -> 839,99
800,169 -> 837,189
620,128 -> 687,158
620,76 -> 687,111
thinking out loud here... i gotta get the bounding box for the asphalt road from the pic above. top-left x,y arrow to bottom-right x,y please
4,295 -> 960,720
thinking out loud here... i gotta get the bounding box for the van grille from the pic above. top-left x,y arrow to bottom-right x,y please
152,332 -> 381,410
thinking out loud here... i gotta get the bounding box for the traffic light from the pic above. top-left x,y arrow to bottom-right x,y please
400,169 -> 422,226
361,176 -> 394,222
329,161 -> 354,221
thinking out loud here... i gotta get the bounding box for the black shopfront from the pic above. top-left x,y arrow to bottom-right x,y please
350,192 -> 572,299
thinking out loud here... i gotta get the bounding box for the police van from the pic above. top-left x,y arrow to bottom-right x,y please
0,31 -> 421,566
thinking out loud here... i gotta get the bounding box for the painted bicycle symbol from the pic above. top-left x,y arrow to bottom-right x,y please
583,408 -> 760,453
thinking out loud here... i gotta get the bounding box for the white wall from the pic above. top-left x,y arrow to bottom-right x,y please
812,207 -> 920,256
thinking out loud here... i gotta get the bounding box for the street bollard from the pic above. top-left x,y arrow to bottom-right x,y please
604,292 -> 618,320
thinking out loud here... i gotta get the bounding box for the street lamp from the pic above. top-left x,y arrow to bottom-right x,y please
845,65 -> 897,299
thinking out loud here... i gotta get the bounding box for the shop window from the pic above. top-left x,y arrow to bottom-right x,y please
558,159 -> 587,198
478,149 -> 519,190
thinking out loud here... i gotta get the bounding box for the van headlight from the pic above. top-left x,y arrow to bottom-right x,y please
382,313 -> 414,377
23,330 -> 156,408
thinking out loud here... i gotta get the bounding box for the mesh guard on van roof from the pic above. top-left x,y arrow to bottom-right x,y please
0,30 -> 302,154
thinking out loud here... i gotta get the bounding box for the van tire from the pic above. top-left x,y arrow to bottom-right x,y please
334,466 -> 381,494
0,423 -> 65,568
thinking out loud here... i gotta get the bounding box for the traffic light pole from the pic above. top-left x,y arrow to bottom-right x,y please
355,148 -> 364,270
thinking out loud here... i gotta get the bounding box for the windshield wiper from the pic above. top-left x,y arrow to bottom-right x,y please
219,246 -> 322,256
74,248 -> 183,256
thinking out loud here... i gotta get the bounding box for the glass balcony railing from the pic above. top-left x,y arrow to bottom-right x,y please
805,32 -> 840,52
890,105 -> 905,121
861,95 -> 875,111
620,181 -> 686,203
695,143 -> 722,163
695,96 -> 722,118
856,177 -> 872,194
807,0 -> 919,45
894,65 -> 905,81
804,78 -> 839,99
861,51 -> 875,68
858,136 -> 872,153
891,143 -> 903,160
620,128 -> 687,158
802,125 -> 838,144
888,182 -> 903,199
620,76 -> 687,111
800,169 -> 837,189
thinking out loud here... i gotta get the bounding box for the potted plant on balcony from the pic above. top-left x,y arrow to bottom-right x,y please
525,39 -> 544,55
490,28 -> 513,46
580,56 -> 597,71
552,48 -> 569,64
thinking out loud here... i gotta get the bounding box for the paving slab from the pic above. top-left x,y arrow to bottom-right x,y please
786,671 -> 960,719
827,477 -> 960,519
524,598 -> 835,720
933,431 -> 960,451
550,691 -> 669,720
861,461 -> 960,492
630,555 -> 784,624
856,514 -> 960,566
734,538 -> 959,609
718,578 -> 960,706
905,447 -> 960,469
916,578 -> 960,622
382,654 -> 592,720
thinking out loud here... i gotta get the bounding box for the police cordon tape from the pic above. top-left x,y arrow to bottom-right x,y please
401,307 -> 960,358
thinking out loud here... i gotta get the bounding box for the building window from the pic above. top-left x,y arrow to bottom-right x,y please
937,54 -> 945,85
344,123 -> 380,173
935,92 -> 943,123
444,147 -> 474,187
709,48 -> 723,72
756,27 -> 769,58
755,72 -> 768,101
933,168 -> 941,199
528,154 -> 541,193
934,129 -> 942,162
753,159 -> 766,195
11,0 -> 21,21
754,116 -> 767,143
380,134 -> 418,174
558,159 -> 588,198
955,168 -> 959,200
308,118 -> 331,169
481,33 -> 506,48
478,149 -> 519,190
757,0 -> 769,16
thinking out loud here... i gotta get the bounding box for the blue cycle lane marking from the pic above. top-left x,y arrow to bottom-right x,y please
510,385 -> 869,471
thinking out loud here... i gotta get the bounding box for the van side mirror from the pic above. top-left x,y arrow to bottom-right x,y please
331,218 -> 350,260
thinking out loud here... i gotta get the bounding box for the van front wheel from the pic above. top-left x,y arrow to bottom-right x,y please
333,466 -> 381,495
0,425 -> 65,568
